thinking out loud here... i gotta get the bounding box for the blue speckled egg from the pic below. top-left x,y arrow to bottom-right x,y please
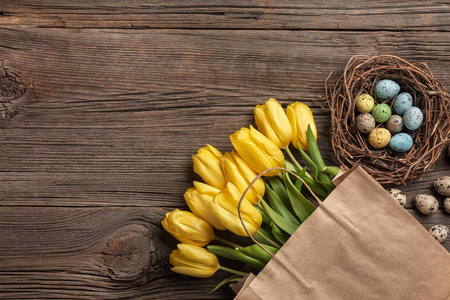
375,79 -> 400,100
389,133 -> 413,152
393,92 -> 413,115
403,107 -> 423,130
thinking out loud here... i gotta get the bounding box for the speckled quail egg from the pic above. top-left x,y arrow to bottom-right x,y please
444,198 -> 450,214
368,128 -> 391,149
386,115 -> 404,134
375,79 -> 400,100
403,106 -> 423,131
433,176 -> 450,197
386,188 -> 407,206
393,92 -> 413,115
356,94 -> 375,113
414,194 -> 439,215
428,225 -> 448,243
388,133 -> 413,153
371,104 -> 392,123
355,113 -> 376,134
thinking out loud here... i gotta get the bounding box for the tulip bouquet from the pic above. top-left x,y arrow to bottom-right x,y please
162,99 -> 339,292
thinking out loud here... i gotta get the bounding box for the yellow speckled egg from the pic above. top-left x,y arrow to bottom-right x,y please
368,128 -> 391,149
356,94 -> 375,113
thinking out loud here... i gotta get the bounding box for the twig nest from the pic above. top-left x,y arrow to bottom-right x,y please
386,188 -> 407,207
414,194 -> 438,215
325,55 -> 450,185
434,176 -> 450,197
428,225 -> 448,243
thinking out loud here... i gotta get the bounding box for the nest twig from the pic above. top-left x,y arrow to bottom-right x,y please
324,55 -> 450,185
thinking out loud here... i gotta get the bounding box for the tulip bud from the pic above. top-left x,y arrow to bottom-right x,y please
286,102 -> 317,150
170,243 -> 219,278
254,98 -> 292,149
184,182 -> 227,230
221,151 -> 265,205
161,209 -> 215,247
230,126 -> 285,177
211,183 -> 262,236
192,145 -> 227,189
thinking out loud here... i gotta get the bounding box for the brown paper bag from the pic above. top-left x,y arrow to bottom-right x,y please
235,166 -> 450,299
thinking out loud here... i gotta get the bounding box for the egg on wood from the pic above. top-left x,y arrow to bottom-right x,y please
414,194 -> 439,215
386,188 -> 407,206
428,225 -> 448,243
434,176 -> 450,197
444,198 -> 450,214
375,79 -> 400,100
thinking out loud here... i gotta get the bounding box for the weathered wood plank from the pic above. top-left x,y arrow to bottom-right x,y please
0,207 -> 241,299
0,28 -> 449,207
0,204 -> 448,299
1,1 -> 450,30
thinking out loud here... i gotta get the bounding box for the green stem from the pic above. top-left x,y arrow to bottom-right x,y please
283,147 -> 315,181
218,266 -> 249,277
214,237 -> 243,249
256,229 -> 281,249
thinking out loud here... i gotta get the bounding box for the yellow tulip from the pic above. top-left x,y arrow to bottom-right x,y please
161,209 -> 215,247
170,243 -> 219,278
192,145 -> 226,189
254,98 -> 292,149
211,183 -> 262,236
286,102 -> 317,150
184,182 -> 227,230
230,126 -> 285,177
221,151 -> 265,205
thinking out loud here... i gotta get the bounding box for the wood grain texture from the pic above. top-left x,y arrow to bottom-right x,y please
0,2 -> 449,299
1,1 -> 450,30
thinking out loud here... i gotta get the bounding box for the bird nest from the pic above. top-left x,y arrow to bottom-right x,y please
324,55 -> 450,185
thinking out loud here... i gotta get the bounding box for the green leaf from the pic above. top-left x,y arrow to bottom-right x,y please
284,160 -> 299,173
238,244 -> 278,265
207,245 -> 266,270
294,164 -> 307,192
283,171 -> 316,223
209,275 -> 244,294
255,227 -> 277,244
255,205 -> 271,225
265,183 -> 300,226
260,198 -> 299,235
297,145 -> 319,179
322,166 -> 340,177
270,222 -> 289,244
266,176 -> 293,213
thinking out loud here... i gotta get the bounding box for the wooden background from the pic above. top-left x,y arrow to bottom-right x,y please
0,1 -> 449,299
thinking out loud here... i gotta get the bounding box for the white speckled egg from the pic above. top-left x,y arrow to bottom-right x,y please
386,188 -> 407,206
403,107 -> 423,130
355,113 -> 376,134
428,225 -> 448,243
386,115 -> 404,134
375,79 -> 400,100
356,94 -> 375,113
371,104 -> 392,123
393,92 -> 413,115
433,176 -> 450,197
368,128 -> 391,149
414,194 -> 439,215
388,133 -> 413,153
444,198 -> 450,213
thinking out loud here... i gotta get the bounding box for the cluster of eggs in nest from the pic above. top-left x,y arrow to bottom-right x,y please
355,79 -> 423,152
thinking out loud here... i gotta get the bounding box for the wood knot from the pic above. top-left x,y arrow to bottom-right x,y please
103,225 -> 153,282
0,66 -> 26,102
